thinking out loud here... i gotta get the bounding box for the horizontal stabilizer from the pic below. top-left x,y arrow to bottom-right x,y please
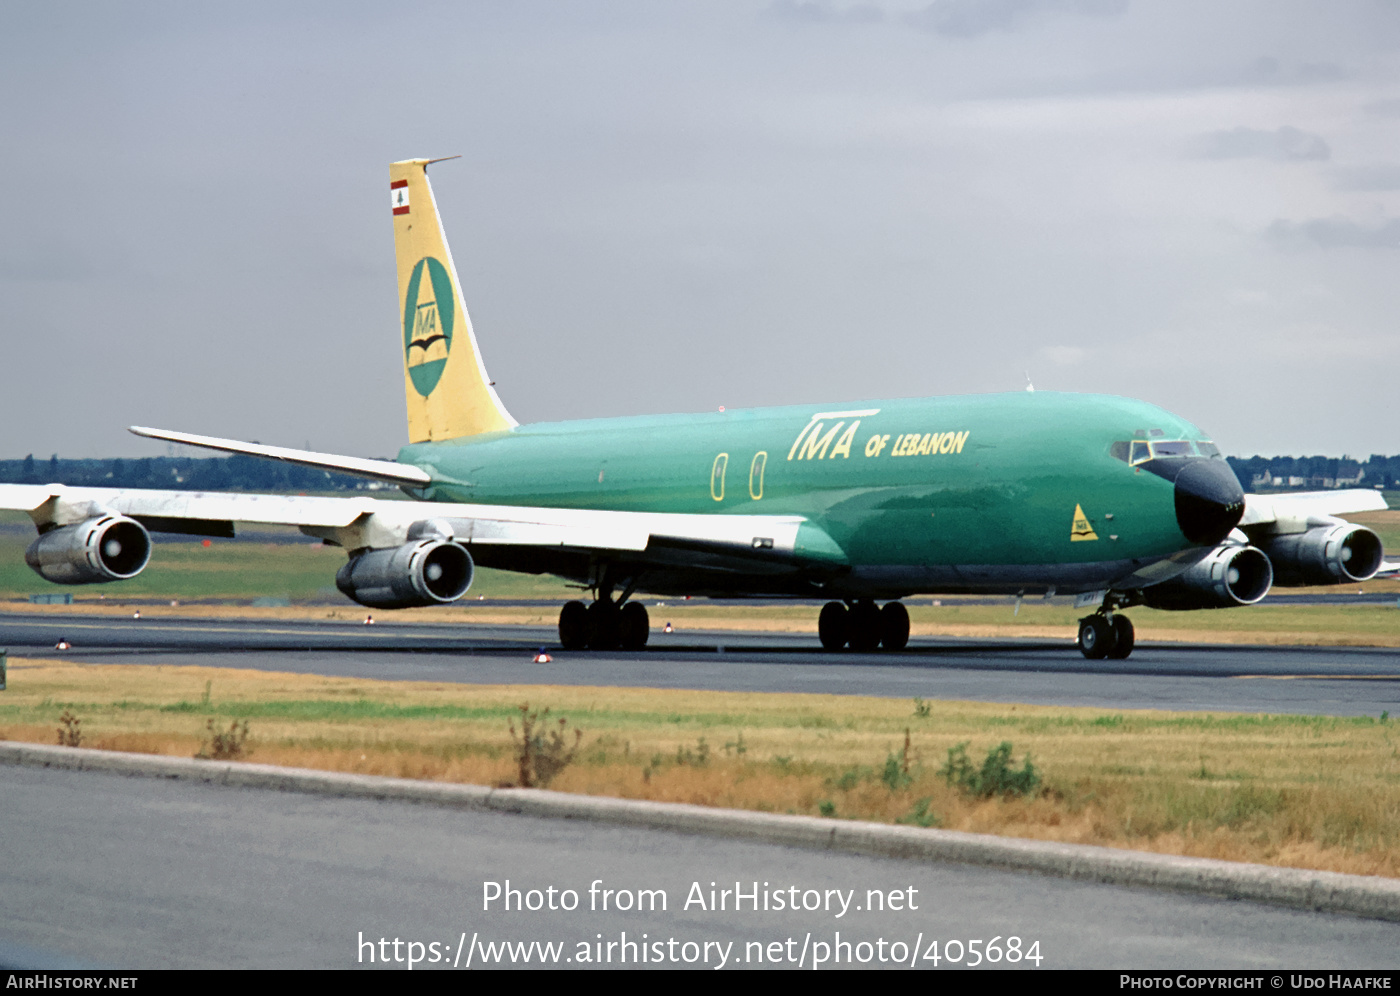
128,426 -> 432,487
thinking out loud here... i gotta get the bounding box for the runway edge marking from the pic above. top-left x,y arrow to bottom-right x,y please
4,741 -> 1398,923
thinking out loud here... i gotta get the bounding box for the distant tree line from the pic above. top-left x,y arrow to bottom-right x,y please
2,451 -> 1395,494
1226,454 -> 1400,491
0,453 -> 376,492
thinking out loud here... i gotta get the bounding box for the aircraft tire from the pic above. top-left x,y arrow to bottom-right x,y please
559,600 -> 589,650
618,602 -> 650,650
879,601 -> 910,650
1106,615 -> 1135,659
848,600 -> 882,652
1078,615 -> 1115,660
818,601 -> 849,650
586,601 -> 621,651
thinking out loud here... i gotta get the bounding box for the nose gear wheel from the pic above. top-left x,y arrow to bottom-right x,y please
1078,612 -> 1135,660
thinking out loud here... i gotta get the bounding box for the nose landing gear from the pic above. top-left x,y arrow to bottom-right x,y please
1078,612 -> 1135,660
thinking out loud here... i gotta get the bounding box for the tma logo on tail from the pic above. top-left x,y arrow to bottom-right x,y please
403,256 -> 455,396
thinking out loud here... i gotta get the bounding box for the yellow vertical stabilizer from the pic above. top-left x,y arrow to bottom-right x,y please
391,158 -> 516,443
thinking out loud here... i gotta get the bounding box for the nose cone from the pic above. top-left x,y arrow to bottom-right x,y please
1174,459 -> 1245,545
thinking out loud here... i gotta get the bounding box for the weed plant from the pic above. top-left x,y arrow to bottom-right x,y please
898,798 -> 941,828
941,741 -> 1040,798
508,704 -> 581,788
881,729 -> 915,791
56,710 -> 81,747
196,719 -> 250,760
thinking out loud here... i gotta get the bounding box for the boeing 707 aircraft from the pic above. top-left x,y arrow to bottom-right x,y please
1,158 -> 1391,659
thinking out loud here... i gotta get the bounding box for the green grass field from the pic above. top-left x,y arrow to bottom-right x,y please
3,658 -> 1396,877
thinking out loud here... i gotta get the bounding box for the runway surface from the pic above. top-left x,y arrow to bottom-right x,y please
2,611 -> 1397,715
3,763 -> 1397,969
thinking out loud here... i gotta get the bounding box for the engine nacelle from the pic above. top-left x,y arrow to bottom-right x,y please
1259,524 -> 1383,587
1141,543 -> 1273,610
25,516 -> 152,585
335,538 -> 474,609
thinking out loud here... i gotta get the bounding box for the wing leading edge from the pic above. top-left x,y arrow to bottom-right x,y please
127,426 -> 433,487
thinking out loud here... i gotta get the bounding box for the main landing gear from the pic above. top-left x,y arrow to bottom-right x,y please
818,600 -> 910,651
1077,612 -> 1134,660
558,595 -> 650,651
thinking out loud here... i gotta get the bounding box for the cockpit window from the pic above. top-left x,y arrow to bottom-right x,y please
1150,440 -> 1194,458
1114,438 -> 1224,465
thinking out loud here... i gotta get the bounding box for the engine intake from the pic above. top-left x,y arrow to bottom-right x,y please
1260,524 -> 1383,587
1141,543 -> 1273,610
25,516 -> 152,584
336,538 -> 474,609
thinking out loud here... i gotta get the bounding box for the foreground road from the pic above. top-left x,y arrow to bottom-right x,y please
2,763 -> 1397,969
2,612 -> 1397,715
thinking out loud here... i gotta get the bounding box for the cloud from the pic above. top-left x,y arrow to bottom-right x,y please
1363,98 -> 1400,117
902,0 -> 1127,38
1265,217 -> 1400,250
766,1 -> 884,25
1330,164 -> 1400,192
1191,126 -> 1330,162
1247,56 -> 1345,86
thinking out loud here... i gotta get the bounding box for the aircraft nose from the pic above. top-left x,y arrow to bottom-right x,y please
1174,459 -> 1245,545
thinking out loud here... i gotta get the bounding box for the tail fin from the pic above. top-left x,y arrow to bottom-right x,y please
390,158 -> 516,443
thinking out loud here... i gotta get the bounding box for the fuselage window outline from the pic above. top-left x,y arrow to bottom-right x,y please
749,451 -> 767,501
711,453 -> 728,502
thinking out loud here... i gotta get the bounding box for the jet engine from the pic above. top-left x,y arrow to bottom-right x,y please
335,536 -> 474,609
25,515 -> 152,584
1258,523 -> 1383,587
1140,543 -> 1273,610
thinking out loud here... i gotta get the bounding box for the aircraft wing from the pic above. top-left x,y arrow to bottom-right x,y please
1237,488 -> 1399,580
1239,488 -> 1387,527
0,483 -> 846,571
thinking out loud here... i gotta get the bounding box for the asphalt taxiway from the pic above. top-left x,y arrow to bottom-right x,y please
2,611 -> 1397,715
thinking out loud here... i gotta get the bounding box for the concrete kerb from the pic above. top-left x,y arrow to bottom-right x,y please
5,740 -> 1399,922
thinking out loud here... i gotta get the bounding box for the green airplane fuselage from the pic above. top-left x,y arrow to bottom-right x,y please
397,391 -> 1217,596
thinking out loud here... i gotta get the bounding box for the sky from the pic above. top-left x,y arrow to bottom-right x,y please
2,0 -> 1398,460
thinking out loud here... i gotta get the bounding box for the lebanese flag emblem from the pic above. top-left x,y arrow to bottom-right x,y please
391,180 -> 410,215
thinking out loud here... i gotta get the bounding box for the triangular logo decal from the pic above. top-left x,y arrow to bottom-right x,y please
1070,504 -> 1098,542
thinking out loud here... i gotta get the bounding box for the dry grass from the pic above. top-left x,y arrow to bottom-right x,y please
2,657 -> 1397,877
